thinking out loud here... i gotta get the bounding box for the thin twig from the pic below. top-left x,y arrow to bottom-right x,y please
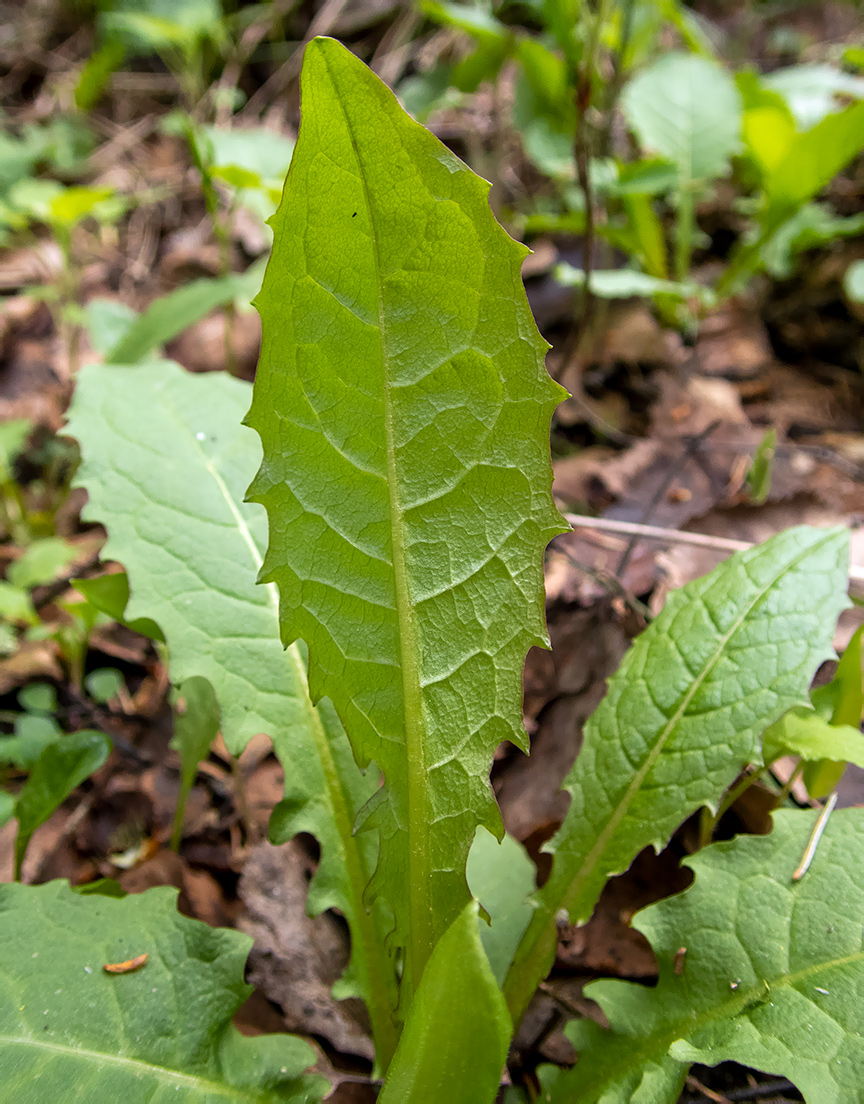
561,513 -> 864,591
615,420 -> 721,577
239,0 -> 349,119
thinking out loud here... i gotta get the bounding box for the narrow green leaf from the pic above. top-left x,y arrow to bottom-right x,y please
505,526 -> 849,1021
247,36 -> 565,989
170,675 -> 220,851
14,730 -> 110,879
542,808 -> 864,1104
0,880 -> 325,1101
0,790 -> 15,831
747,426 -> 776,504
104,274 -> 250,365
377,900 -> 511,1104
802,626 -> 864,799
66,359 -> 399,1062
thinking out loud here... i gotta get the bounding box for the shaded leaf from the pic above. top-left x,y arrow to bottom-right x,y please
72,571 -> 164,641
0,880 -> 325,1101
14,730 -> 110,878
0,713 -> 61,770
67,359 -> 399,1061
542,808 -> 864,1103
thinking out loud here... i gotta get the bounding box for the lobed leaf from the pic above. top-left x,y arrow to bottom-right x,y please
66,359 -> 399,1061
505,526 -> 850,1021
0,881 -> 324,1101
541,808 -> 864,1104
247,35 -> 565,990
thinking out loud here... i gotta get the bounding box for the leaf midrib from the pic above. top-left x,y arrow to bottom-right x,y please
568,946 -> 864,1103
321,48 -> 434,993
555,529 -> 838,921
0,1033 -> 271,1102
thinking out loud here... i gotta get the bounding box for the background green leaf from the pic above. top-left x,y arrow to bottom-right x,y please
622,53 -> 742,186
66,359 -> 399,1061
14,729 -> 110,878
247,36 -> 565,989
541,808 -> 864,1103
0,880 -> 324,1101
505,526 -> 850,1021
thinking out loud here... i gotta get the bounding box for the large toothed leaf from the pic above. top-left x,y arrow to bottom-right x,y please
0,880 -> 325,1101
65,360 -> 399,1062
247,36 -> 565,985
541,807 -> 864,1103
505,526 -> 849,1020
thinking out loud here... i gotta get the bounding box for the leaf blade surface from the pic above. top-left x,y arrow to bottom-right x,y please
542,807 -> 864,1104
247,36 -> 565,984
505,526 -> 850,1019
0,881 -> 324,1102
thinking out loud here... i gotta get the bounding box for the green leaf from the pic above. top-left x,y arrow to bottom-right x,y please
377,900 -> 511,1104
467,827 -> 536,986
762,100 -> 864,214
0,417 -> 32,480
746,426 -> 777,503
0,581 -> 36,625
201,125 -> 294,185
18,682 -> 56,714
83,298 -> 142,358
85,667 -> 125,704
621,53 -> 742,188
169,675 -> 220,850
0,790 -> 14,830
763,708 -> 864,769
541,808 -> 864,1104
764,62 -> 864,129
505,526 -> 850,1021
247,36 -> 565,990
758,204 -> 864,280
802,626 -> 864,799
0,880 -> 325,1101
8,537 -> 80,590
104,274 -> 253,365
14,730 -> 110,878
554,263 -> 706,303
72,571 -> 164,641
66,359 -> 400,1063
0,713 -> 61,769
